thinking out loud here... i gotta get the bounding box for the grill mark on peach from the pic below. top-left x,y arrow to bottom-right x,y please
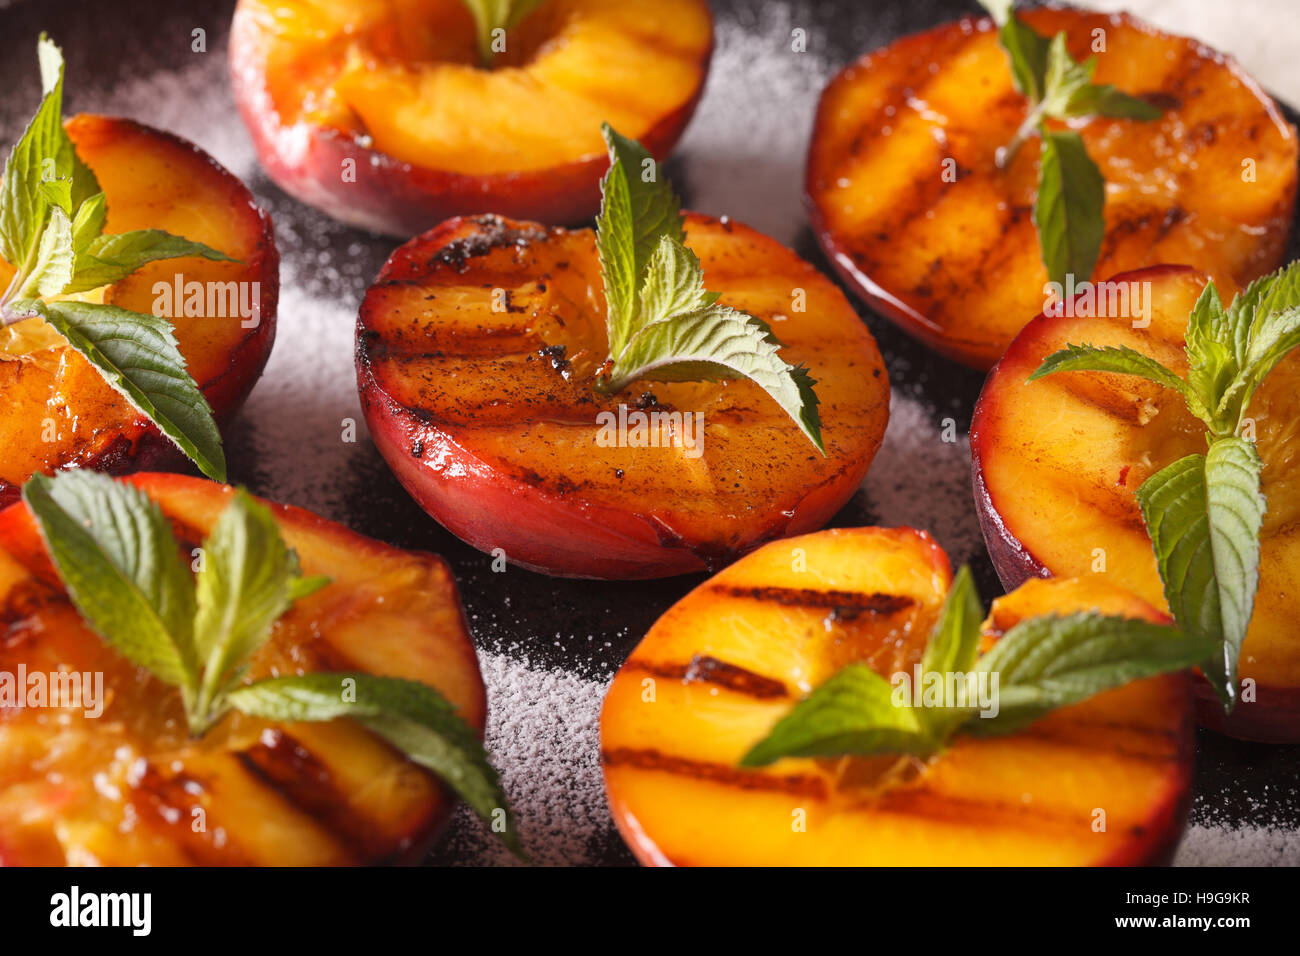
1010,721 -> 1182,763
1,577 -> 65,629
602,746 -> 827,798
872,785 -> 1117,834
131,763 -> 254,865
622,655 -> 789,699
710,584 -> 914,619
235,729 -> 373,861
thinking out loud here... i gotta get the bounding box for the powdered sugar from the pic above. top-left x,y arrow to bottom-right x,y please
1176,826 -> 1300,866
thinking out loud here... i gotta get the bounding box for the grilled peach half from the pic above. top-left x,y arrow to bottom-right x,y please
0,473 -> 485,865
230,0 -> 713,235
807,6 -> 1298,369
972,265 -> 1300,742
601,527 -> 1193,866
0,115 -> 279,508
356,213 -> 890,579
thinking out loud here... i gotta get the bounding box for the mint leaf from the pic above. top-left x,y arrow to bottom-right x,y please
1034,129 -> 1105,287
192,489 -> 327,718
1184,281 -> 1239,432
70,191 -> 106,253
635,235 -> 718,333
740,663 -> 935,767
1203,438 -> 1266,696
63,228 -> 237,295
919,566 -> 983,677
1039,32 -> 1095,117
16,204 -> 73,298
1135,444 -> 1264,707
596,124 -> 683,356
225,673 -> 521,854
917,566 -> 984,737
460,0 -> 545,66
22,471 -> 199,693
605,304 -> 824,453
1029,342 -> 1188,394
967,613 -> 1212,734
31,300 -> 226,482
1063,83 -> 1161,120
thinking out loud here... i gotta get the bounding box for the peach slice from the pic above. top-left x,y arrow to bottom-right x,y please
356,213 -> 890,579
0,473 -> 484,866
0,115 -> 278,507
229,0 -> 713,235
601,527 -> 1193,865
972,264 -> 1300,742
806,7 -> 1297,369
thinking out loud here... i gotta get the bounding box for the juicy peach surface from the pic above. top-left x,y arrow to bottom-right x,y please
230,0 -> 713,234
972,265 -> 1300,741
0,474 -> 485,866
601,527 -> 1193,866
356,213 -> 890,579
0,115 -> 278,507
807,7 -> 1297,369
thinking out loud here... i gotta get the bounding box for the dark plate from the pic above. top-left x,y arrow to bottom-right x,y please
0,0 -> 1296,866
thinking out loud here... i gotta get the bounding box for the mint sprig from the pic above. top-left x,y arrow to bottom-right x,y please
0,36 -> 237,482
1030,261 -> 1300,707
460,0 -> 545,68
978,2 -> 1161,286
22,470 -> 520,855
595,124 -> 824,454
742,566 -> 1212,766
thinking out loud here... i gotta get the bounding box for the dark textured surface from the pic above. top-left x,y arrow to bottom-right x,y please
1,0 -> 1297,865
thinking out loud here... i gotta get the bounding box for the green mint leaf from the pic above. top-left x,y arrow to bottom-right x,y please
38,176 -> 72,214
224,673 -> 521,854
917,566 -> 985,738
979,0 -> 1051,101
70,191 -> 106,253
63,228 -> 237,295
635,235 -> 719,333
460,0 -> 545,65
596,124 -> 684,357
605,303 -> 824,453
32,300 -> 226,481
1039,32 -> 1095,117
1203,438 -> 1266,697
967,613 -> 1212,735
1062,83 -> 1162,120
1029,342 -> 1188,393
740,663 -> 935,767
1184,280 -> 1239,430
193,489 -> 325,713
21,470 -> 199,693
17,204 -> 73,298
1034,129 -> 1105,287
918,567 -> 983,687
1135,443 -> 1265,707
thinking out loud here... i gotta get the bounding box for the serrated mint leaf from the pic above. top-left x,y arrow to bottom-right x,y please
193,489 -> 325,716
225,672 -> 521,854
70,191 -> 106,253
461,0 -> 545,66
634,234 -> 718,336
1203,437 -> 1265,696
38,176 -> 72,214
596,123 -> 683,356
606,304 -> 824,453
22,470 -> 199,693
33,300 -> 226,482
1029,342 -> 1186,392
1063,83 -> 1161,120
1133,450 -> 1263,708
967,613 -> 1211,735
63,228 -> 236,295
1034,129 -> 1105,287
17,204 -> 73,298
1184,280 -> 1239,430
1039,32 -> 1095,117
741,663 -> 935,767
917,566 -> 985,738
